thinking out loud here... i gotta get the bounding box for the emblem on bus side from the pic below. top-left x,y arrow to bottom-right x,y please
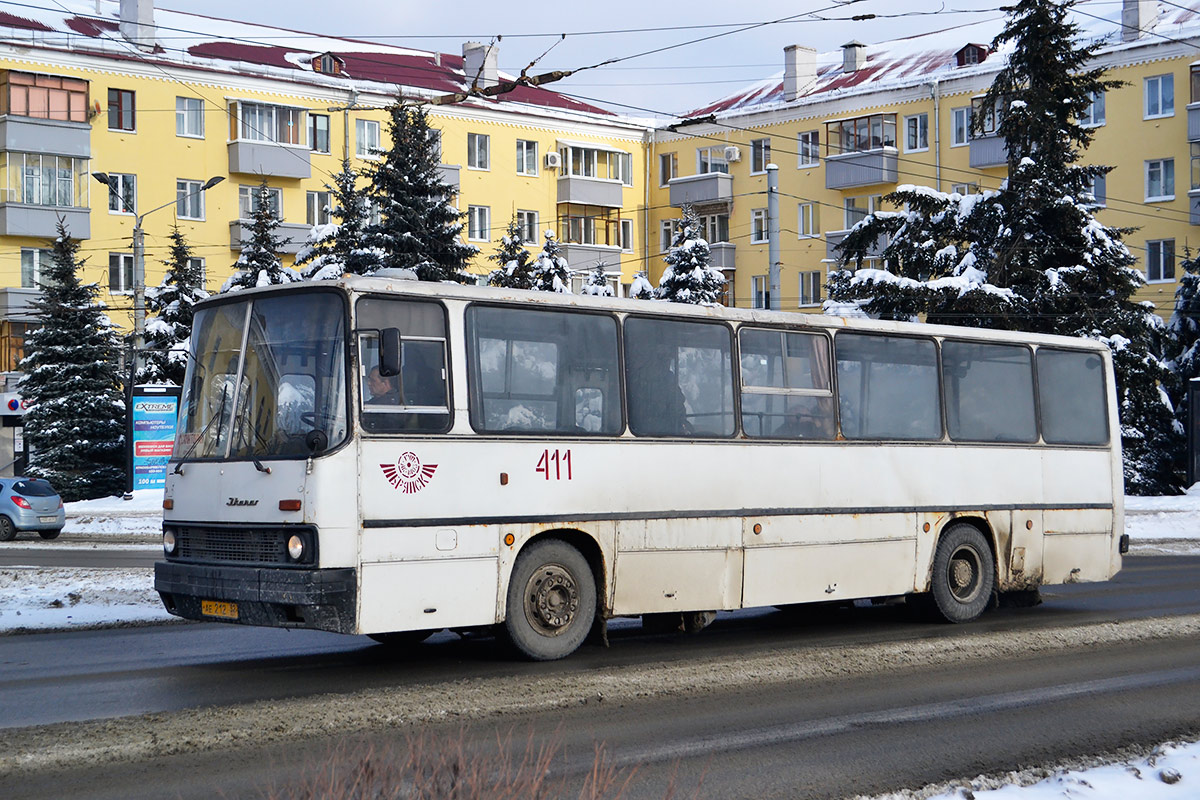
381,452 -> 438,494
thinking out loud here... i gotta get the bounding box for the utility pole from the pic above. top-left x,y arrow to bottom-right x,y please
767,164 -> 781,311
328,90 -> 370,161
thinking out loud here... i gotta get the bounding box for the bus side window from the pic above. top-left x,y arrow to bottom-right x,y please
355,298 -> 452,434
739,328 -> 834,439
626,317 -> 735,437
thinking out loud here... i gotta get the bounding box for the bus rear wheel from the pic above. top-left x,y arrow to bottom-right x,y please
929,524 -> 994,623
504,540 -> 596,661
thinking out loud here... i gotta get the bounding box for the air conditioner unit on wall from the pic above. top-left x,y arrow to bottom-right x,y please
544,151 -> 562,169
724,146 -> 741,162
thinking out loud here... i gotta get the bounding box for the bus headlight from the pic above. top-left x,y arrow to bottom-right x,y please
163,529 -> 177,556
287,534 -> 305,561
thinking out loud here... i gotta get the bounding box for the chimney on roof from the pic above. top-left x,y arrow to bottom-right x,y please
783,45 -> 817,102
462,42 -> 499,90
119,0 -> 156,52
1122,0 -> 1159,42
842,40 -> 867,73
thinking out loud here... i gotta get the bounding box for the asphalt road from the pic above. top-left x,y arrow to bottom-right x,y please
2,556 -> 1199,799
0,546 -> 159,568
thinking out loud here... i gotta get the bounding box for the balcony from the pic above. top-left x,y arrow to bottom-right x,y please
229,220 -> 312,255
438,164 -> 460,193
1189,104 -> 1200,141
825,229 -> 889,262
0,287 -> 40,322
669,172 -> 734,208
1189,190 -> 1200,225
0,203 -> 89,238
825,148 -> 898,190
0,116 -> 90,158
559,243 -> 623,271
557,175 -> 623,208
709,242 -> 736,269
227,141 -> 311,180
969,135 -> 1007,169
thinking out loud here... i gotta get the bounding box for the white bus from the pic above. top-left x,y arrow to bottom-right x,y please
155,278 -> 1126,660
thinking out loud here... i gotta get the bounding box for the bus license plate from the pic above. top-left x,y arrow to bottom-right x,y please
201,600 -> 238,620
38,516 -> 56,523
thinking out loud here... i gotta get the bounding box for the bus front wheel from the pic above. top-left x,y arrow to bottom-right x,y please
504,540 -> 596,661
929,524 -> 994,623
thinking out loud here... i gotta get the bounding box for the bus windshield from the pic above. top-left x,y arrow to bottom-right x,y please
175,291 -> 348,461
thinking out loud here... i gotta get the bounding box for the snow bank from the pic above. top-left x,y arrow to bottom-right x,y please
0,567 -> 170,633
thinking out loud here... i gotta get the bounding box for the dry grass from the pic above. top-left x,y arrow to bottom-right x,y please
263,726 -> 703,800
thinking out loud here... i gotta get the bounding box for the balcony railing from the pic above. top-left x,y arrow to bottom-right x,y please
558,242 -> 623,271
438,164 -> 460,193
557,175 -> 623,208
229,220 -> 311,254
0,203 -> 88,238
668,172 -> 734,208
824,148 -> 898,190
227,141 -> 311,180
0,115 -> 90,158
709,242 -> 736,269
969,135 -> 1007,169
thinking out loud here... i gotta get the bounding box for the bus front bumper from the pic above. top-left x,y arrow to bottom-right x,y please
154,561 -> 357,634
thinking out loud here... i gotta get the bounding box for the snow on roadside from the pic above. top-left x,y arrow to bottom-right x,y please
62,488 -> 164,539
0,566 -> 172,632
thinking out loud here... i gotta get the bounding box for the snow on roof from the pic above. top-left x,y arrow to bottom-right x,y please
682,0 -> 1200,121
0,0 -> 614,119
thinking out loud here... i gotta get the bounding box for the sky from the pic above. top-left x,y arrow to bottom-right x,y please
158,0 -> 1013,118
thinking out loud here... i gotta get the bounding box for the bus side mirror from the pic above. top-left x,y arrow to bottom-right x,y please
379,328 -> 402,377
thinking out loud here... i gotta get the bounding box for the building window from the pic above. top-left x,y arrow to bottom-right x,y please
188,257 -> 206,287
467,133 -> 490,170
563,213 -> 597,245
1192,143 -> 1200,190
0,153 -> 85,207
660,219 -> 680,253
798,203 -> 818,238
798,131 -> 819,166
307,190 -> 332,226
1080,91 -> 1105,127
467,205 -> 489,241
951,107 -> 969,146
825,113 -> 896,156
176,179 -> 204,220
1,71 -> 88,121
905,113 -> 929,152
238,185 -> 282,219
951,182 -> 980,195
751,138 -> 771,174
751,209 -> 768,243
106,173 -> 136,215
659,153 -> 677,186
752,275 -> 769,309
1083,174 -> 1106,208
799,270 -> 822,307
1146,158 -> 1175,201
310,114 -> 330,154
356,119 -> 380,158
20,248 -> 53,289
612,152 -> 634,186
619,218 -> 634,251
700,213 -> 729,244
972,97 -> 1002,136
1147,239 -> 1175,283
1145,74 -> 1175,119
231,101 -> 306,145
175,96 -> 203,138
516,210 -> 539,243
516,139 -> 538,175
697,146 -> 730,174
108,88 -> 135,131
844,195 -> 882,229
108,252 -> 134,293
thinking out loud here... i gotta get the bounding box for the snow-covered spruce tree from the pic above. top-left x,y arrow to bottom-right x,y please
295,158 -> 383,280
486,217 -> 536,289
826,0 -> 1182,494
630,271 -> 655,300
223,179 -> 300,292
139,225 -> 208,386
656,205 -> 725,305
531,230 -> 571,293
582,262 -> 614,297
17,220 -> 125,501
1166,251 -> 1200,463
364,101 -> 475,282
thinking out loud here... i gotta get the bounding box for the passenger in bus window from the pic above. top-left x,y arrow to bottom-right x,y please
366,367 -> 400,405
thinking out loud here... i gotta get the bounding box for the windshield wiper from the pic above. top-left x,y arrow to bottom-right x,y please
172,386 -> 229,475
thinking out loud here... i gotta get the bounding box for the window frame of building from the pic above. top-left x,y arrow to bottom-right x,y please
0,152 -> 86,208
750,138 -> 771,174
612,152 -> 634,186
659,153 -> 678,186
699,213 -> 729,244
230,100 -> 306,146
516,139 -> 538,176
108,252 -> 134,294
950,182 -> 980,196
355,118 -> 380,159
824,113 -> 897,157
951,107 -> 970,147
176,178 -> 205,220
1080,91 -> 1105,127
799,270 -> 822,307
751,275 -> 769,309
106,172 -> 136,215
188,257 -> 206,288
310,113 -> 330,154
751,208 -> 769,243
467,205 -> 490,242
798,130 -> 819,167
175,96 -> 203,138
108,88 -> 135,132
1145,74 -> 1175,120
1,71 -> 88,122
844,194 -> 883,229
798,202 -> 818,239
904,113 -> 929,152
1146,158 -> 1175,202
307,190 -> 332,226
1146,239 -> 1175,283
20,247 -> 53,289
238,184 -> 282,220
660,219 -> 680,253
467,132 -> 490,170
1192,143 -> 1200,191
619,218 -> 634,252
517,210 -> 539,244
697,146 -> 730,174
